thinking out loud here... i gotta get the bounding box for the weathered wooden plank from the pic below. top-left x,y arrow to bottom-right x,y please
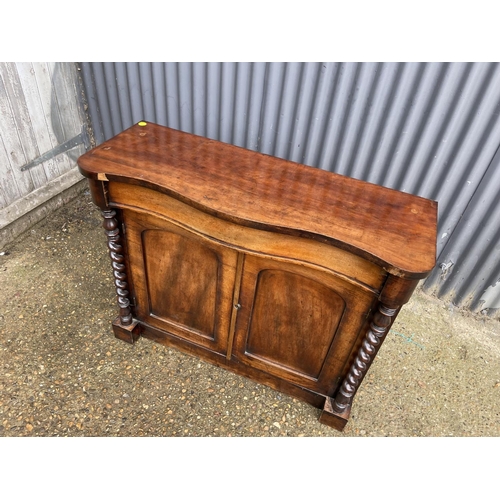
48,63 -> 86,169
0,62 -> 86,214
0,166 -> 84,229
15,62 -> 60,181
0,135 -> 15,209
32,62 -> 69,177
1,63 -> 47,190
0,64 -> 34,201
55,63 -> 84,138
0,168 -> 85,249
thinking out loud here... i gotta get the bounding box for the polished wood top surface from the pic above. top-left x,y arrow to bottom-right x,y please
78,122 -> 437,278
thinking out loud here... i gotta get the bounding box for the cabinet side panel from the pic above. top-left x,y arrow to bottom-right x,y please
143,229 -> 218,337
246,269 -> 345,380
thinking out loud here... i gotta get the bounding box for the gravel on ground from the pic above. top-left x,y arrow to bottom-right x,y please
1,188 -> 499,438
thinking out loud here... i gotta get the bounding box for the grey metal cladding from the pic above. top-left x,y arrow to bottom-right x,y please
79,62 -> 500,316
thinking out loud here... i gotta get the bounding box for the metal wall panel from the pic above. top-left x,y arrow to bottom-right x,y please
423,143 -> 500,314
80,62 -> 500,315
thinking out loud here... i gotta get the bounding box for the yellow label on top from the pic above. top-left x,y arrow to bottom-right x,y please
138,121 -> 147,126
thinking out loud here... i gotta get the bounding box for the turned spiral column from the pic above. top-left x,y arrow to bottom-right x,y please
332,303 -> 398,413
102,209 -> 133,326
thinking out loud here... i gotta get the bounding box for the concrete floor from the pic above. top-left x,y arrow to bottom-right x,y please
1,188 -> 500,437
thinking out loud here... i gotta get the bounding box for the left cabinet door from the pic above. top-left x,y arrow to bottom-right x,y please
121,209 -> 239,355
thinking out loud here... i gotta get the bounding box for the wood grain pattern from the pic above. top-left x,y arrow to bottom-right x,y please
78,122 -> 437,278
107,182 -> 387,291
233,255 -> 378,394
122,209 -> 238,355
143,229 -> 218,335
246,269 -> 345,379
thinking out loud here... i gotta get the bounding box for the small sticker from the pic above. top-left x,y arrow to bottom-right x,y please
138,121 -> 147,127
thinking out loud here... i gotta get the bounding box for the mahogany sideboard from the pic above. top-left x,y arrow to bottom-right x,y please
77,121 -> 437,431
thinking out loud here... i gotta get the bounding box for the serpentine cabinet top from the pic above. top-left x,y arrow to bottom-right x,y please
77,121 -> 437,279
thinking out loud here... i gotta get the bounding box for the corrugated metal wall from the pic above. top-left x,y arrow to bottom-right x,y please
0,62 -> 88,247
80,62 -> 500,316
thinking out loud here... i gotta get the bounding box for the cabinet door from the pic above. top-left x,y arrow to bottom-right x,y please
122,209 -> 238,355
232,255 -> 378,395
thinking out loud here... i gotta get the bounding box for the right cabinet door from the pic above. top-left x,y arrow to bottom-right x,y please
232,255 -> 379,395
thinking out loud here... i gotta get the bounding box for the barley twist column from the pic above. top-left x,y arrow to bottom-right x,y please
102,209 -> 133,326
331,303 -> 398,413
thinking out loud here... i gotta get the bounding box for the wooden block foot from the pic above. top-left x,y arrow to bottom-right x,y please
319,396 -> 351,431
112,317 -> 142,344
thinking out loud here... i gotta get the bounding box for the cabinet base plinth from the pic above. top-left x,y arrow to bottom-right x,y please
112,317 -> 142,344
319,396 -> 351,431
